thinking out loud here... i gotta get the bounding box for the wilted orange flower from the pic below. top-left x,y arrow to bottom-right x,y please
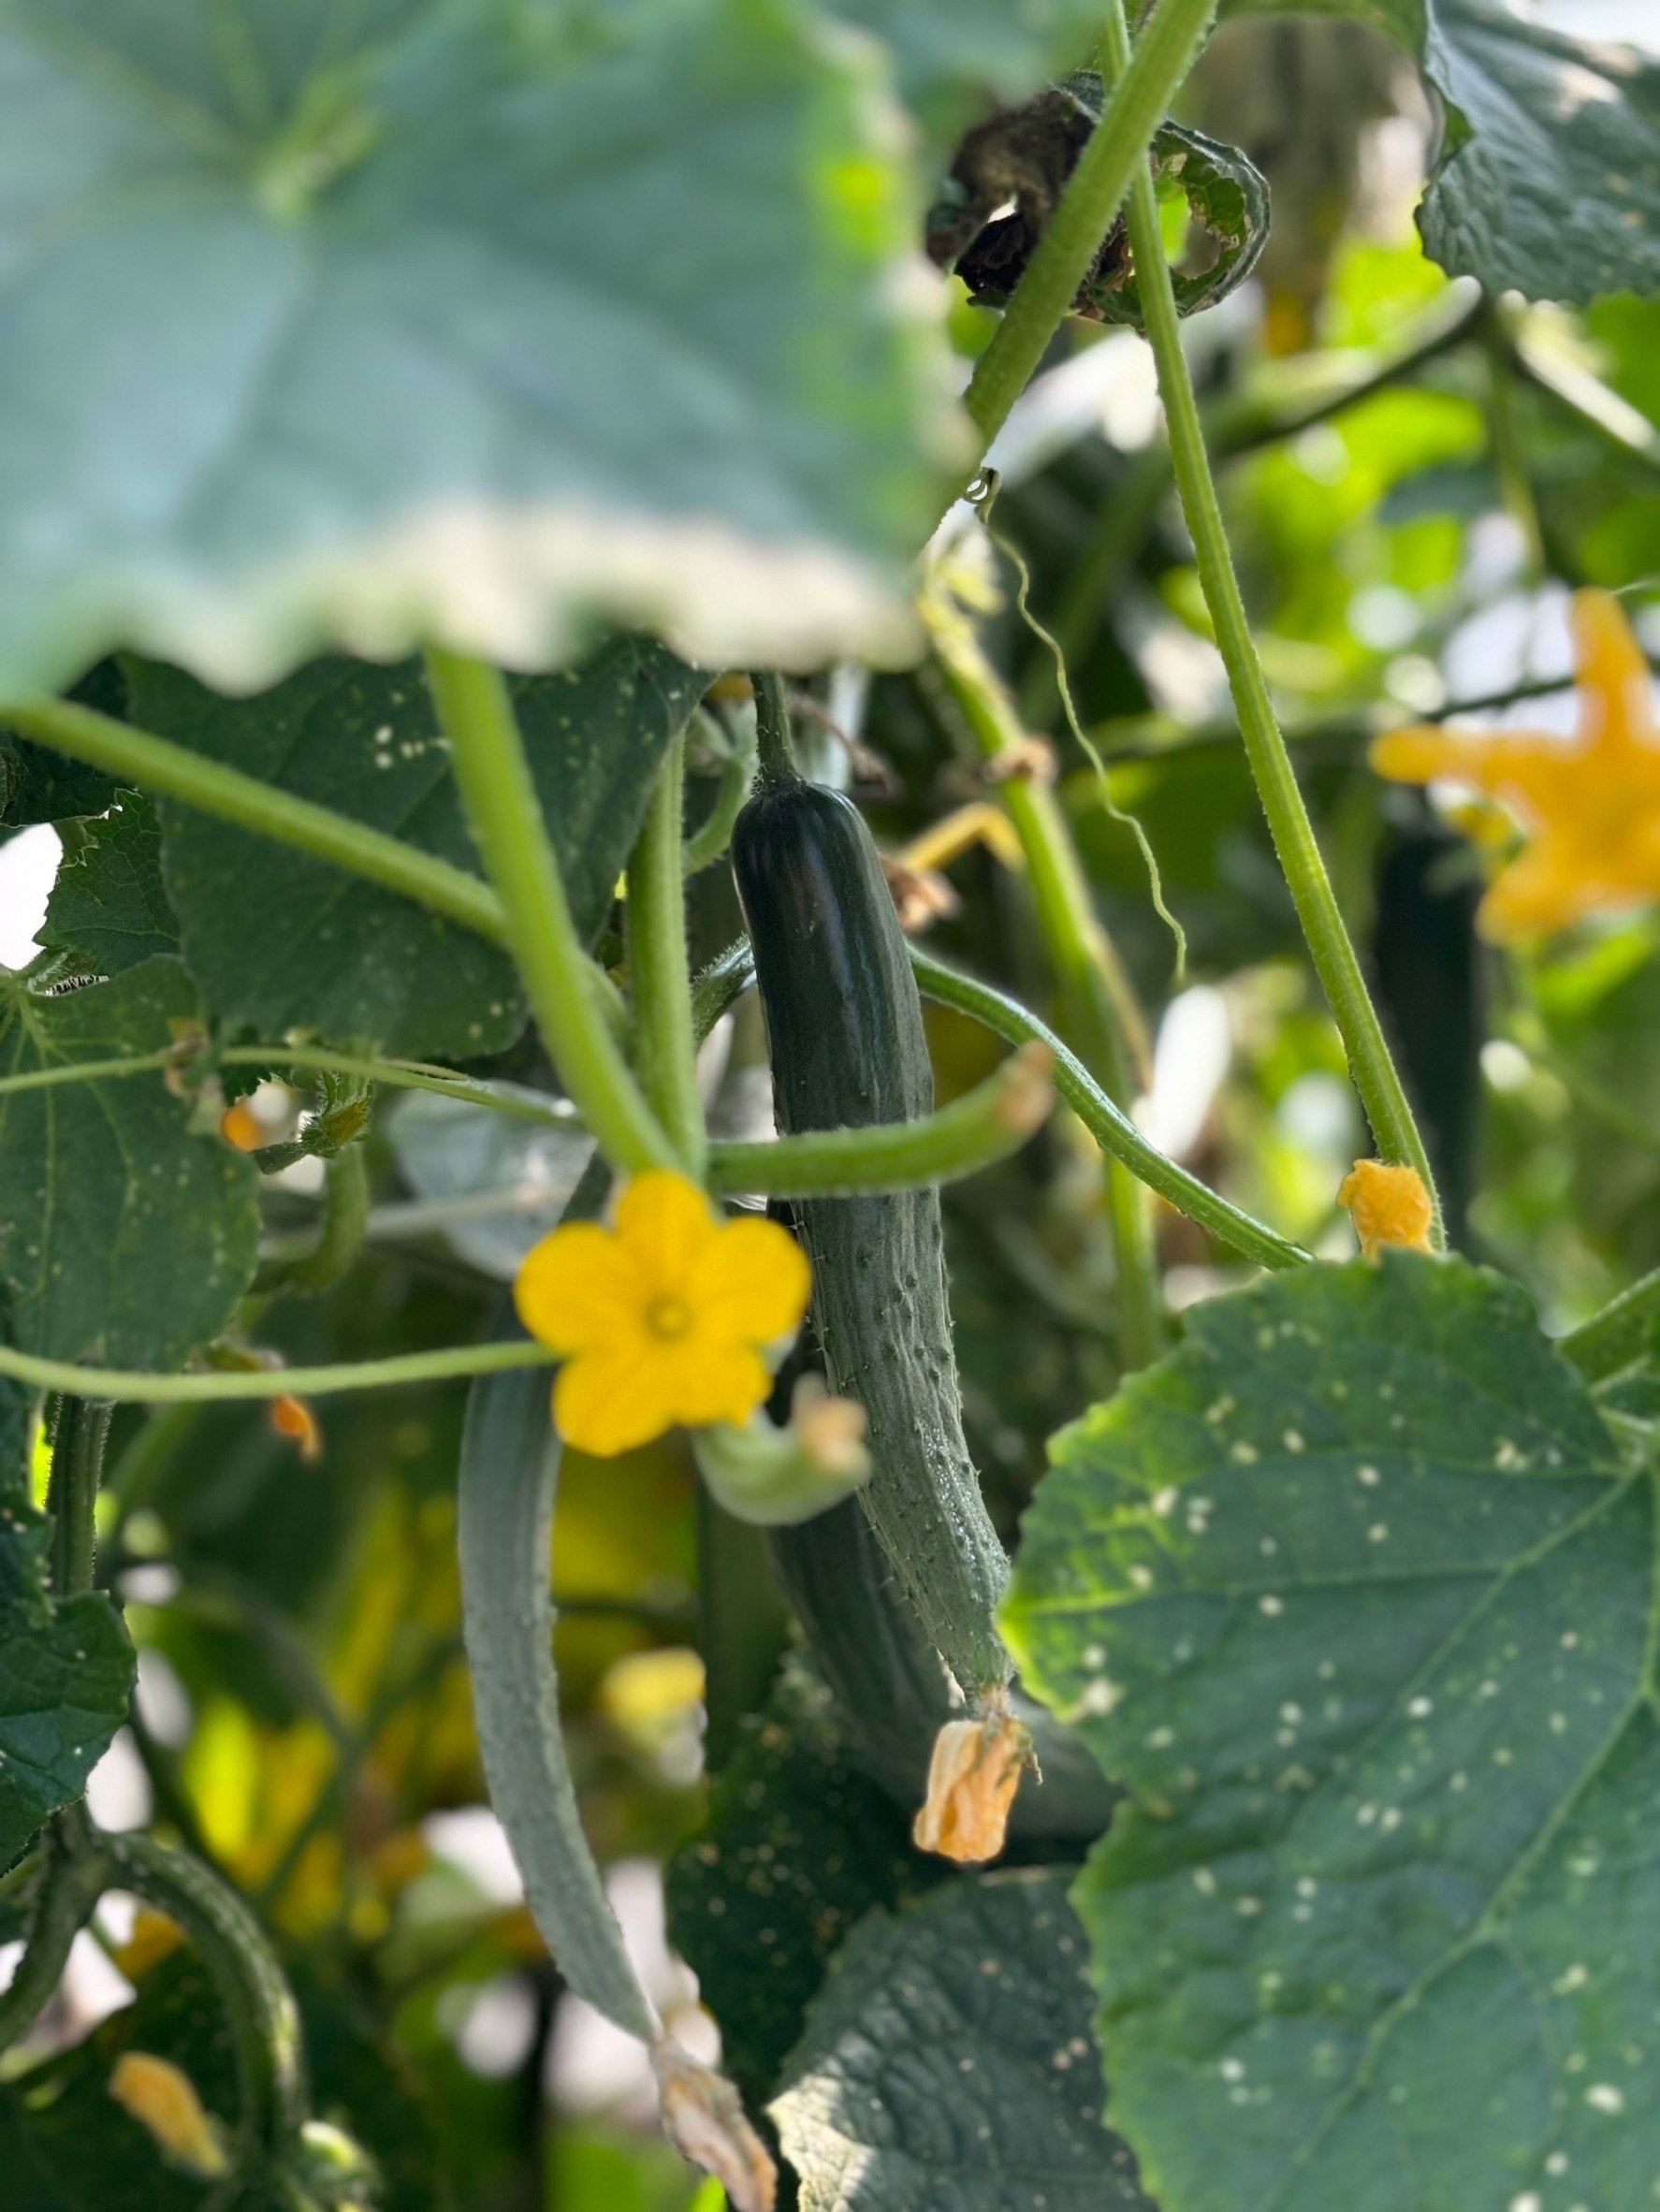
269,1392 -> 323,1462
514,1171 -> 809,1458
1338,1159 -> 1434,1259
1372,589 -> 1660,939
912,1710 -> 1029,1864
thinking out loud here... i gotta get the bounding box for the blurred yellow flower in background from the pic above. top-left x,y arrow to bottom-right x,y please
1372,589 -> 1660,940
515,1171 -> 810,1457
108,2052 -> 228,2178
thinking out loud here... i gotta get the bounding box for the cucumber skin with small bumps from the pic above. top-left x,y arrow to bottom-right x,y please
731,773 -> 1012,1700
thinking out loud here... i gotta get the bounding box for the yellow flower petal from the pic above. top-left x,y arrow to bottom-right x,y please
655,1339 -> 774,1432
1337,1159 -> 1434,1259
1374,589 -> 1660,941
688,1215 -> 811,1345
515,1222 -> 645,1353
1574,586 -> 1653,741
554,1343 -> 681,1458
613,1171 -> 721,1296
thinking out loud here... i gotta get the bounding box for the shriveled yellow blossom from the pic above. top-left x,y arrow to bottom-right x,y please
1338,1159 -> 1435,1259
269,1391 -> 323,1462
1372,589 -> 1660,939
912,1708 -> 1031,1865
514,1171 -> 810,1458
109,2051 -> 229,2178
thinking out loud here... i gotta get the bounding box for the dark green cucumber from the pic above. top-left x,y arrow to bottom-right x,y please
731,773 -> 1011,1700
770,1499 -> 1116,1843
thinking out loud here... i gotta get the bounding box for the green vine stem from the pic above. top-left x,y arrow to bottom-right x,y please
691,939 -> 759,1044
1559,1266 -> 1660,1381
0,1824 -> 110,2051
682,727 -> 757,877
0,694 -> 507,941
959,0 -> 1219,456
48,1394 -> 110,1596
109,1828 -> 308,2161
280,1143 -> 371,1295
0,1336 -> 555,1406
911,946 -> 1312,1273
750,671 -> 795,782
706,1040 -> 1052,1196
1100,0 -> 1442,1238
426,647 -> 675,1175
625,730 -> 706,1172
928,625 -> 1165,1368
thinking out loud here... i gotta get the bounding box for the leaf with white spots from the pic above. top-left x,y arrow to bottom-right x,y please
0,957 -> 259,1365
0,1375 -> 135,1869
771,1867 -> 1156,2211
125,635 -> 701,1057
1005,1251 -> 1660,2212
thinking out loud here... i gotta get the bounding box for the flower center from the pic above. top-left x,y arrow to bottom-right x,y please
646,1294 -> 694,1342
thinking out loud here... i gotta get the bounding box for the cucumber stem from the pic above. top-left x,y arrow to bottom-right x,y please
706,1041 -> 1052,1196
1099,0 -> 1443,1244
750,672 -> 797,782
426,647 -> 676,1175
48,1394 -> 109,1596
626,729 -> 706,1173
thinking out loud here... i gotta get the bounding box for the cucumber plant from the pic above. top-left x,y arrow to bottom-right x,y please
0,2 -> 1656,2207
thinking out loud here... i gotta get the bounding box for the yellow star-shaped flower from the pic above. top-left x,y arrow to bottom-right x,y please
514,1171 -> 810,1459
1371,589 -> 1660,940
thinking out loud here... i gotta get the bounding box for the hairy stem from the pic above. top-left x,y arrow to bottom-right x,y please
706,1041 -> 1052,1196
910,946 -> 1310,1273
1101,0 -> 1440,1235
0,1336 -> 555,1406
626,732 -> 706,1172
0,1827 -> 110,2052
750,672 -> 796,783
48,1394 -> 110,1596
960,0 -> 1218,457
426,647 -> 674,1174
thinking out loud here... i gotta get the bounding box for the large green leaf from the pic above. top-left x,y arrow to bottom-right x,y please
1236,0 -> 1660,301
1005,1252 -> 1660,2212
0,957 -> 259,1365
0,0 -> 948,701
666,1666 -> 945,2101
124,637 -> 699,1056
38,793 -> 180,979
770,1868 -> 1155,2210
0,1377 -> 134,1869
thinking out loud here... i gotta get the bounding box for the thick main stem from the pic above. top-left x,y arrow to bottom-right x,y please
1100,0 -> 1441,1237
626,732 -> 706,1172
426,648 -> 674,1175
960,0 -> 1218,456
48,1394 -> 110,1596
